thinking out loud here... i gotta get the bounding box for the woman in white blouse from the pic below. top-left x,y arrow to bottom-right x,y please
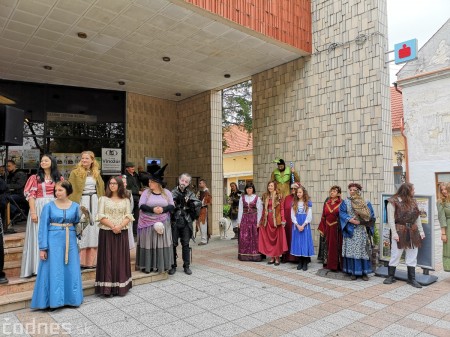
237,182 -> 263,261
95,176 -> 133,296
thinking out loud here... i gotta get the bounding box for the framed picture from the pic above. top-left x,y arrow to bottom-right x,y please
379,193 -> 435,270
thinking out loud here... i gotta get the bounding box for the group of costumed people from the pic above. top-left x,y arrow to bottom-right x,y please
28,151 -> 135,310
233,158 -> 432,286
234,158 -> 315,270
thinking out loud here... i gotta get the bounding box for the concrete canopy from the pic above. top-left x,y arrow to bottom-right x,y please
0,0 -> 309,101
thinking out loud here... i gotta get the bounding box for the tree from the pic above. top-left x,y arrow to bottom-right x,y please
222,80 -> 252,151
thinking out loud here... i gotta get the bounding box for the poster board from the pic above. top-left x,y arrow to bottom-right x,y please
101,148 -> 122,175
53,153 -> 81,179
379,193 -> 435,270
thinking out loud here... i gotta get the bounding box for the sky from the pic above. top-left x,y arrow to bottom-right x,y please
387,0 -> 450,84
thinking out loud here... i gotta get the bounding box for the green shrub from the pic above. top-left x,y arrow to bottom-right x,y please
223,204 -> 231,217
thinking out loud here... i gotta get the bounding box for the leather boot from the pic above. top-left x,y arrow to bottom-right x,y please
383,266 -> 397,284
168,265 -> 176,275
297,258 -> 304,270
231,227 -> 239,240
407,266 -> 422,288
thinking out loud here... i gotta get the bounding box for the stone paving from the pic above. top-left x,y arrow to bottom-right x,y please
1,228 -> 449,337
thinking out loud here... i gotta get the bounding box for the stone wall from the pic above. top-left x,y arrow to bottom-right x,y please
252,0 -> 393,243
177,91 -> 223,235
126,92 -> 179,187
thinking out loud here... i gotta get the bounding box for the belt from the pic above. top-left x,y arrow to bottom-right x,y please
244,210 -> 257,214
82,192 -> 96,210
50,223 -> 74,264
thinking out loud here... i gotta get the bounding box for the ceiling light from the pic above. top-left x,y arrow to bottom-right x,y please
118,81 -> 125,85
43,65 -> 53,70
77,32 -> 87,39
175,93 -> 181,96
162,56 -> 171,62
224,74 -> 231,78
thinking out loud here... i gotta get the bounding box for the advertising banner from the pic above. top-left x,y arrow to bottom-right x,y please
101,148 -> 121,175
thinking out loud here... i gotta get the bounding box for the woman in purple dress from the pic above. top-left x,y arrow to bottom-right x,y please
136,165 -> 174,274
237,182 -> 263,261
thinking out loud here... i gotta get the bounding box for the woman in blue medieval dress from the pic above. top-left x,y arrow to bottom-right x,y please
339,183 -> 375,281
290,186 -> 315,271
31,181 -> 83,309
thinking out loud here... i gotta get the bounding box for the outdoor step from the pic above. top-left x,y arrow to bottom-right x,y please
0,270 -> 168,314
4,232 -> 25,249
4,246 -> 23,263
4,260 -> 21,278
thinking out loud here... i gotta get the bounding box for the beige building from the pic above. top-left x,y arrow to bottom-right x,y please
0,0 -> 394,237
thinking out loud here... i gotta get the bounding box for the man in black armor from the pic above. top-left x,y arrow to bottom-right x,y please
169,173 -> 201,275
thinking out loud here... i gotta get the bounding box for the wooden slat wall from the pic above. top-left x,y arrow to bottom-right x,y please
184,0 -> 312,53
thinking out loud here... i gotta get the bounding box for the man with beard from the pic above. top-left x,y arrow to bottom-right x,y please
270,158 -> 300,198
169,173 -> 201,275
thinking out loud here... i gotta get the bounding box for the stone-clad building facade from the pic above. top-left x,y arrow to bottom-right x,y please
126,0 -> 394,237
1,0 -> 394,238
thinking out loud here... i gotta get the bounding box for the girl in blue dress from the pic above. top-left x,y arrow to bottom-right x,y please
31,181 -> 83,310
290,186 -> 314,271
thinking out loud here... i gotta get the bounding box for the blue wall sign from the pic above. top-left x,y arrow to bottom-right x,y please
394,39 -> 418,64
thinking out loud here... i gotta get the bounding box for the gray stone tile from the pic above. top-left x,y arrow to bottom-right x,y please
133,287 -> 168,299
88,308 -> 131,326
336,309 -> 366,321
211,321 -> 247,336
104,292 -> 145,307
426,293 -> 450,313
233,315 -> 266,329
288,325 -> 328,337
236,286 -> 270,298
433,319 -> 450,329
99,318 -> 147,337
151,293 -> 187,309
185,311 -> 228,330
259,292 -> 292,306
50,307 -> 86,321
216,292 -> 251,304
235,298 -> 273,314
406,312 -> 438,324
201,284 -> 233,296
121,301 -> 159,316
76,300 -> 116,316
203,275 -> 232,283
360,299 -> 387,309
192,296 -> 231,310
166,302 -> 206,319
306,320 -> 340,334
174,288 -> 210,302
152,320 -> 199,337
137,311 -> 179,328
210,304 -> 254,321
158,282 -> 193,294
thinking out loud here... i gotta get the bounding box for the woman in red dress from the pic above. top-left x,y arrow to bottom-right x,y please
258,181 -> 288,265
318,185 -> 343,271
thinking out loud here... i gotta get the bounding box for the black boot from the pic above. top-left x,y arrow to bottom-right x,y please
297,258 -> 304,270
231,228 -> 238,240
383,266 -> 397,284
168,265 -> 177,275
183,265 -> 192,275
407,266 -> 422,288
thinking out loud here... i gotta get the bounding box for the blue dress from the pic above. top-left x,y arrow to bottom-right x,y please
31,201 -> 83,309
291,201 -> 315,257
339,198 -> 375,276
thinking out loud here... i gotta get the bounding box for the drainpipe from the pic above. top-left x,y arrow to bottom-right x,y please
394,82 -> 409,182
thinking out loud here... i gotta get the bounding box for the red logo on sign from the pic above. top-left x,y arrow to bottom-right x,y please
398,44 -> 411,59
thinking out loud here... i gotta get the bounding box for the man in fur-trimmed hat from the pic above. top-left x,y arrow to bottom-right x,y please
270,158 -> 300,198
